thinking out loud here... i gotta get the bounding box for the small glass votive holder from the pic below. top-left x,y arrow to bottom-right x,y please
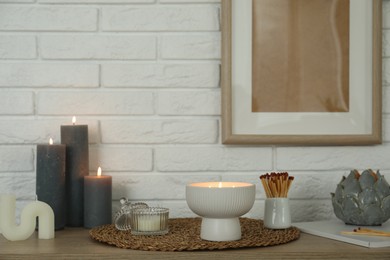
264,198 -> 291,229
114,198 -> 149,231
130,207 -> 169,236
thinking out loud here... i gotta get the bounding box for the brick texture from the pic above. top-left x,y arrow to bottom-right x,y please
0,0 -> 389,223
102,6 -> 219,31
101,119 -> 218,144
0,35 -> 36,59
102,63 -> 219,88
40,35 -> 157,60
161,33 -> 221,59
0,92 -> 33,115
157,90 -> 220,115
0,6 -> 97,31
37,91 -> 154,115
0,64 -> 99,87
0,147 -> 34,172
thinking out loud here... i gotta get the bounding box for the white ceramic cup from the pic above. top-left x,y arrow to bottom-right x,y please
264,198 -> 291,229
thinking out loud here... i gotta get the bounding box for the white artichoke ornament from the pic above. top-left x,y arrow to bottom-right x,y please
331,169 -> 390,226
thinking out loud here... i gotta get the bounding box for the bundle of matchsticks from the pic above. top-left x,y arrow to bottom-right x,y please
259,172 -> 294,198
341,227 -> 390,237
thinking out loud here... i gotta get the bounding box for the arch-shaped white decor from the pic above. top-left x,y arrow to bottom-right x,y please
0,194 -> 55,241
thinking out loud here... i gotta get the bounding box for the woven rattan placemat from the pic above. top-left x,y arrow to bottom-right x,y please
89,218 -> 300,251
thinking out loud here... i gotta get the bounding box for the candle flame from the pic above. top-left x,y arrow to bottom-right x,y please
49,138 -> 53,145
72,116 -> 76,125
97,167 -> 102,177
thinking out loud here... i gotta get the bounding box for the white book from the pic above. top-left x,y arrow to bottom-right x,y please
294,219 -> 390,248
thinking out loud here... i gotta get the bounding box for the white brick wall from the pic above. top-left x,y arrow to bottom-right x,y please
101,6 -> 219,31
40,35 -> 157,60
0,6 -> 98,31
100,120 -> 218,143
0,0 -> 389,223
101,63 -> 219,87
0,64 -> 99,87
0,35 -> 36,59
37,91 -> 154,114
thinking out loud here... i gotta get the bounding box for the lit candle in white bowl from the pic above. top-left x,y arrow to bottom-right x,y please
207,182 -> 238,188
0,194 -> 55,241
186,182 -> 255,241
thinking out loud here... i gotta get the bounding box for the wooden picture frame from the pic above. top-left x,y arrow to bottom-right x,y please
221,0 -> 382,145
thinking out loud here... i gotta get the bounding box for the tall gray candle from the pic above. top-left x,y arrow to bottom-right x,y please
84,167 -> 112,228
61,116 -> 89,227
36,138 -> 66,230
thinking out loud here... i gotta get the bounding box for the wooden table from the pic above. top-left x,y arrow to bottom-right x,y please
1,228 -> 389,259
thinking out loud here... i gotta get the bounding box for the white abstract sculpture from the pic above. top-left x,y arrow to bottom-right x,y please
0,194 -> 55,241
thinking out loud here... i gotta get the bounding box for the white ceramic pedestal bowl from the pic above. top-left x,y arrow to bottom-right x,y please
186,182 -> 256,241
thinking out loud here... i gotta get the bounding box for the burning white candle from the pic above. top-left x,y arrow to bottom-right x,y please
0,194 -> 55,241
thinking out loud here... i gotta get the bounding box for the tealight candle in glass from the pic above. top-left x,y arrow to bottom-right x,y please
130,207 -> 169,236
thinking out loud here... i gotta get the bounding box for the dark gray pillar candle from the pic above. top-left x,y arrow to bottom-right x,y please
61,123 -> 89,227
36,141 -> 66,230
84,172 -> 112,228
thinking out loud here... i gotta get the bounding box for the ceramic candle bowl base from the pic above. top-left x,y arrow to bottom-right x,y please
186,182 -> 256,241
264,198 -> 291,229
200,217 -> 241,241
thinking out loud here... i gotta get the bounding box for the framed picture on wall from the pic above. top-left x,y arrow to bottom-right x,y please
221,0 -> 382,145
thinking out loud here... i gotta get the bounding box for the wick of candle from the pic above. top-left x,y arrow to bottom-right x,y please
49,138 -> 53,145
97,167 -> 102,177
72,116 -> 76,125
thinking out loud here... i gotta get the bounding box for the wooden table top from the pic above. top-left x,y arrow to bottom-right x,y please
1,228 -> 389,259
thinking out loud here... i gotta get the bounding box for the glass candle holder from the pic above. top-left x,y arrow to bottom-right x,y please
130,207 -> 169,236
114,198 -> 148,231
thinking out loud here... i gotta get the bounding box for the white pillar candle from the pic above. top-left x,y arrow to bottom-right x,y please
0,194 -> 55,241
